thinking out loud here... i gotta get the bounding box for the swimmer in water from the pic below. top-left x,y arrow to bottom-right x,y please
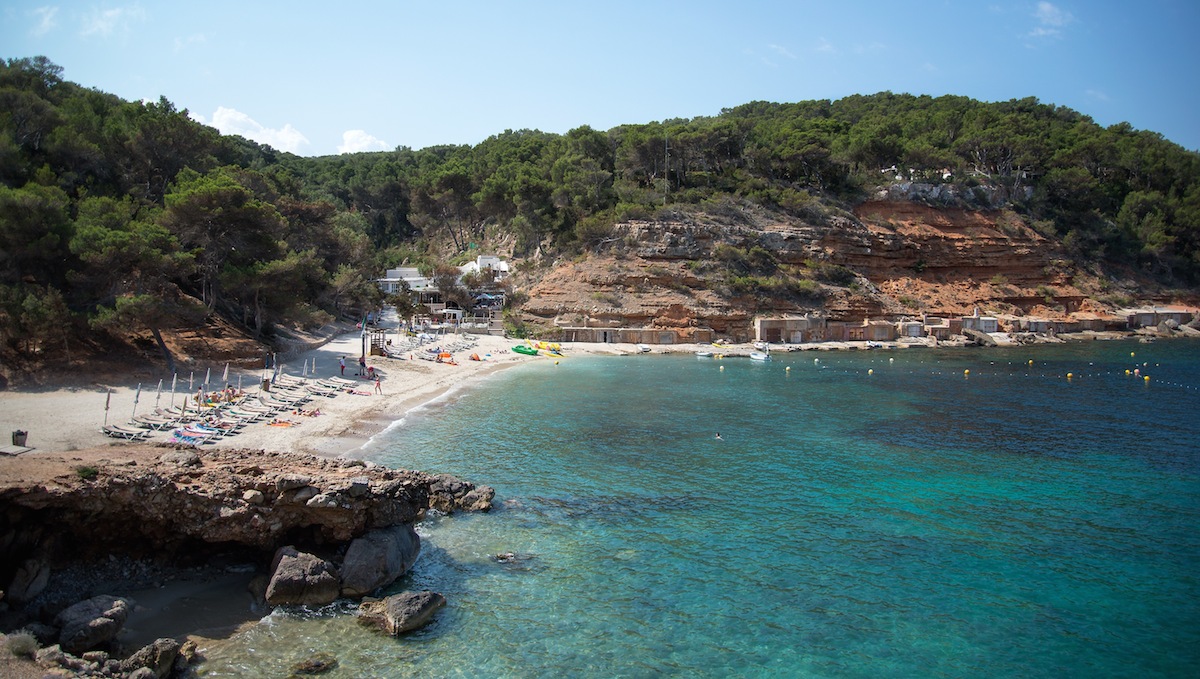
715,432 -> 723,440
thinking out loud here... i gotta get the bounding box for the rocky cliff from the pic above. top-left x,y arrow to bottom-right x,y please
0,445 -> 493,606
513,197 -> 1165,341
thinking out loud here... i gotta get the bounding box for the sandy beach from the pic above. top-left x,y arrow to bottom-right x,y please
0,330 -> 665,459
1,328 -> 1137,459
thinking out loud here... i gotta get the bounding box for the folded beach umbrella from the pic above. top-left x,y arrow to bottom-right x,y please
132,383 -> 141,419
170,373 -> 177,407
204,367 -> 212,392
155,378 -> 163,408
222,362 -> 229,384
104,389 -> 111,426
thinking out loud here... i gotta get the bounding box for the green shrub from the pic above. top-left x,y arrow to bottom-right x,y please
5,631 -> 39,658
75,466 -> 98,480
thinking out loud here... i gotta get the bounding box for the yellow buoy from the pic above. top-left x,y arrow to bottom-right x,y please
1067,372 -> 1073,379
1144,375 -> 1151,382
1028,360 -> 1033,366
963,369 -> 970,376
868,369 -> 874,375
719,365 -> 724,371
1131,352 -> 1135,357
555,361 -> 559,365
1125,369 -> 1131,375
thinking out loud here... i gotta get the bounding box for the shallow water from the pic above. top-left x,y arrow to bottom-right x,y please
199,340 -> 1200,678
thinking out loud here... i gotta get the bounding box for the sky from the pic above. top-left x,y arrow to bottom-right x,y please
3,1 -> 1198,156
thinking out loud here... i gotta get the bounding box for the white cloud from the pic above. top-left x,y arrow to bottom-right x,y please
338,130 -> 389,154
814,37 -> 836,54
79,5 -> 146,38
1035,2 -> 1073,26
201,106 -> 310,154
1085,89 -> 1111,102
173,33 -> 206,53
1029,1 -> 1074,39
29,6 -> 59,36
767,44 -> 797,60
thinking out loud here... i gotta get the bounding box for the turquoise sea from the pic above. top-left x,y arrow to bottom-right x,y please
201,340 -> 1200,678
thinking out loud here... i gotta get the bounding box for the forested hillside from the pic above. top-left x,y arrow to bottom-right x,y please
2,56 -> 1198,379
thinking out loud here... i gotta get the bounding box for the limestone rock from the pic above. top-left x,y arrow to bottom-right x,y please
1,448 -> 492,565
265,546 -> 340,606
159,451 -> 200,467
6,557 -> 51,603
54,595 -> 130,654
276,473 -> 312,491
339,524 -> 421,598
290,651 -> 338,675
357,591 -> 446,636
428,474 -> 495,513
120,637 -> 180,679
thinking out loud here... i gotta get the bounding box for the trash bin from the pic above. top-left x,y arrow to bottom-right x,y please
12,430 -> 28,446
262,378 -> 271,392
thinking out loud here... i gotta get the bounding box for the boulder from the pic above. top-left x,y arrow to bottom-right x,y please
265,546 -> 340,606
54,595 -> 130,654
339,524 -> 421,598
428,474 -> 495,513
120,637 -> 180,679
6,557 -> 51,603
357,591 -> 446,636
290,651 -> 339,675
158,451 -> 200,467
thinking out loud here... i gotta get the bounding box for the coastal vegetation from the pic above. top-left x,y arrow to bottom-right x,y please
2,55 -> 1198,376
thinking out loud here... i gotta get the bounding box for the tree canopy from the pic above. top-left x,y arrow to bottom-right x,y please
2,56 -> 1198,366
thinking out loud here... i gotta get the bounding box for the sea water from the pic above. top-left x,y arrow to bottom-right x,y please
200,340 -> 1200,678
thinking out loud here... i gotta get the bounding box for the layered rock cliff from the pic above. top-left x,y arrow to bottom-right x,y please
513,198 -> 1143,340
0,446 -> 493,605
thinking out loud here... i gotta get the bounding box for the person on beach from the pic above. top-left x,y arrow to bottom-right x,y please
339,356 -> 346,375
358,355 -> 367,376
374,376 -> 382,394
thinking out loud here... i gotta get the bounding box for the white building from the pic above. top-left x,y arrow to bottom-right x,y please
378,255 -> 510,294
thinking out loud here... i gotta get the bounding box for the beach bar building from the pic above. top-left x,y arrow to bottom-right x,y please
1118,306 -> 1195,328
754,315 -> 825,343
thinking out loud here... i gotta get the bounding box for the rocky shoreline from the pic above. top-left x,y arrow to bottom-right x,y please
0,445 -> 494,677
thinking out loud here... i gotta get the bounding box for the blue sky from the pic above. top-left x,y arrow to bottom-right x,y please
3,1 -> 1198,156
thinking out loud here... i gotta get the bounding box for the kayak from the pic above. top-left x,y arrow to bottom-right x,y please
513,345 -> 539,356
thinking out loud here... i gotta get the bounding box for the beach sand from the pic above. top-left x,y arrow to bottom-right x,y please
0,331 -> 668,459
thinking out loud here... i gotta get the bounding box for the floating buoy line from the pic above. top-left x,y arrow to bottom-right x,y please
706,354 -> 1200,393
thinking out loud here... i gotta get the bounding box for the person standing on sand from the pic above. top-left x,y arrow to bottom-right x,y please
340,356 -> 346,375
358,355 -> 367,376
374,376 -> 383,394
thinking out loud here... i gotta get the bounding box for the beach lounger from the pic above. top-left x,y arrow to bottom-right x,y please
101,424 -> 154,441
131,414 -> 179,431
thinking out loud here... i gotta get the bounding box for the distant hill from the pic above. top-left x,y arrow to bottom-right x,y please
1,56 -> 1198,382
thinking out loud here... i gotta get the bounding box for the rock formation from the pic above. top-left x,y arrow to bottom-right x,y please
357,591 -> 447,636
339,524 -> 421,598
54,595 -> 131,655
0,444 -> 495,658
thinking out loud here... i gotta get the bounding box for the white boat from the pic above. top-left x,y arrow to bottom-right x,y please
637,344 -> 651,353
749,351 -> 771,361
695,350 -> 713,358
753,341 -> 769,350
